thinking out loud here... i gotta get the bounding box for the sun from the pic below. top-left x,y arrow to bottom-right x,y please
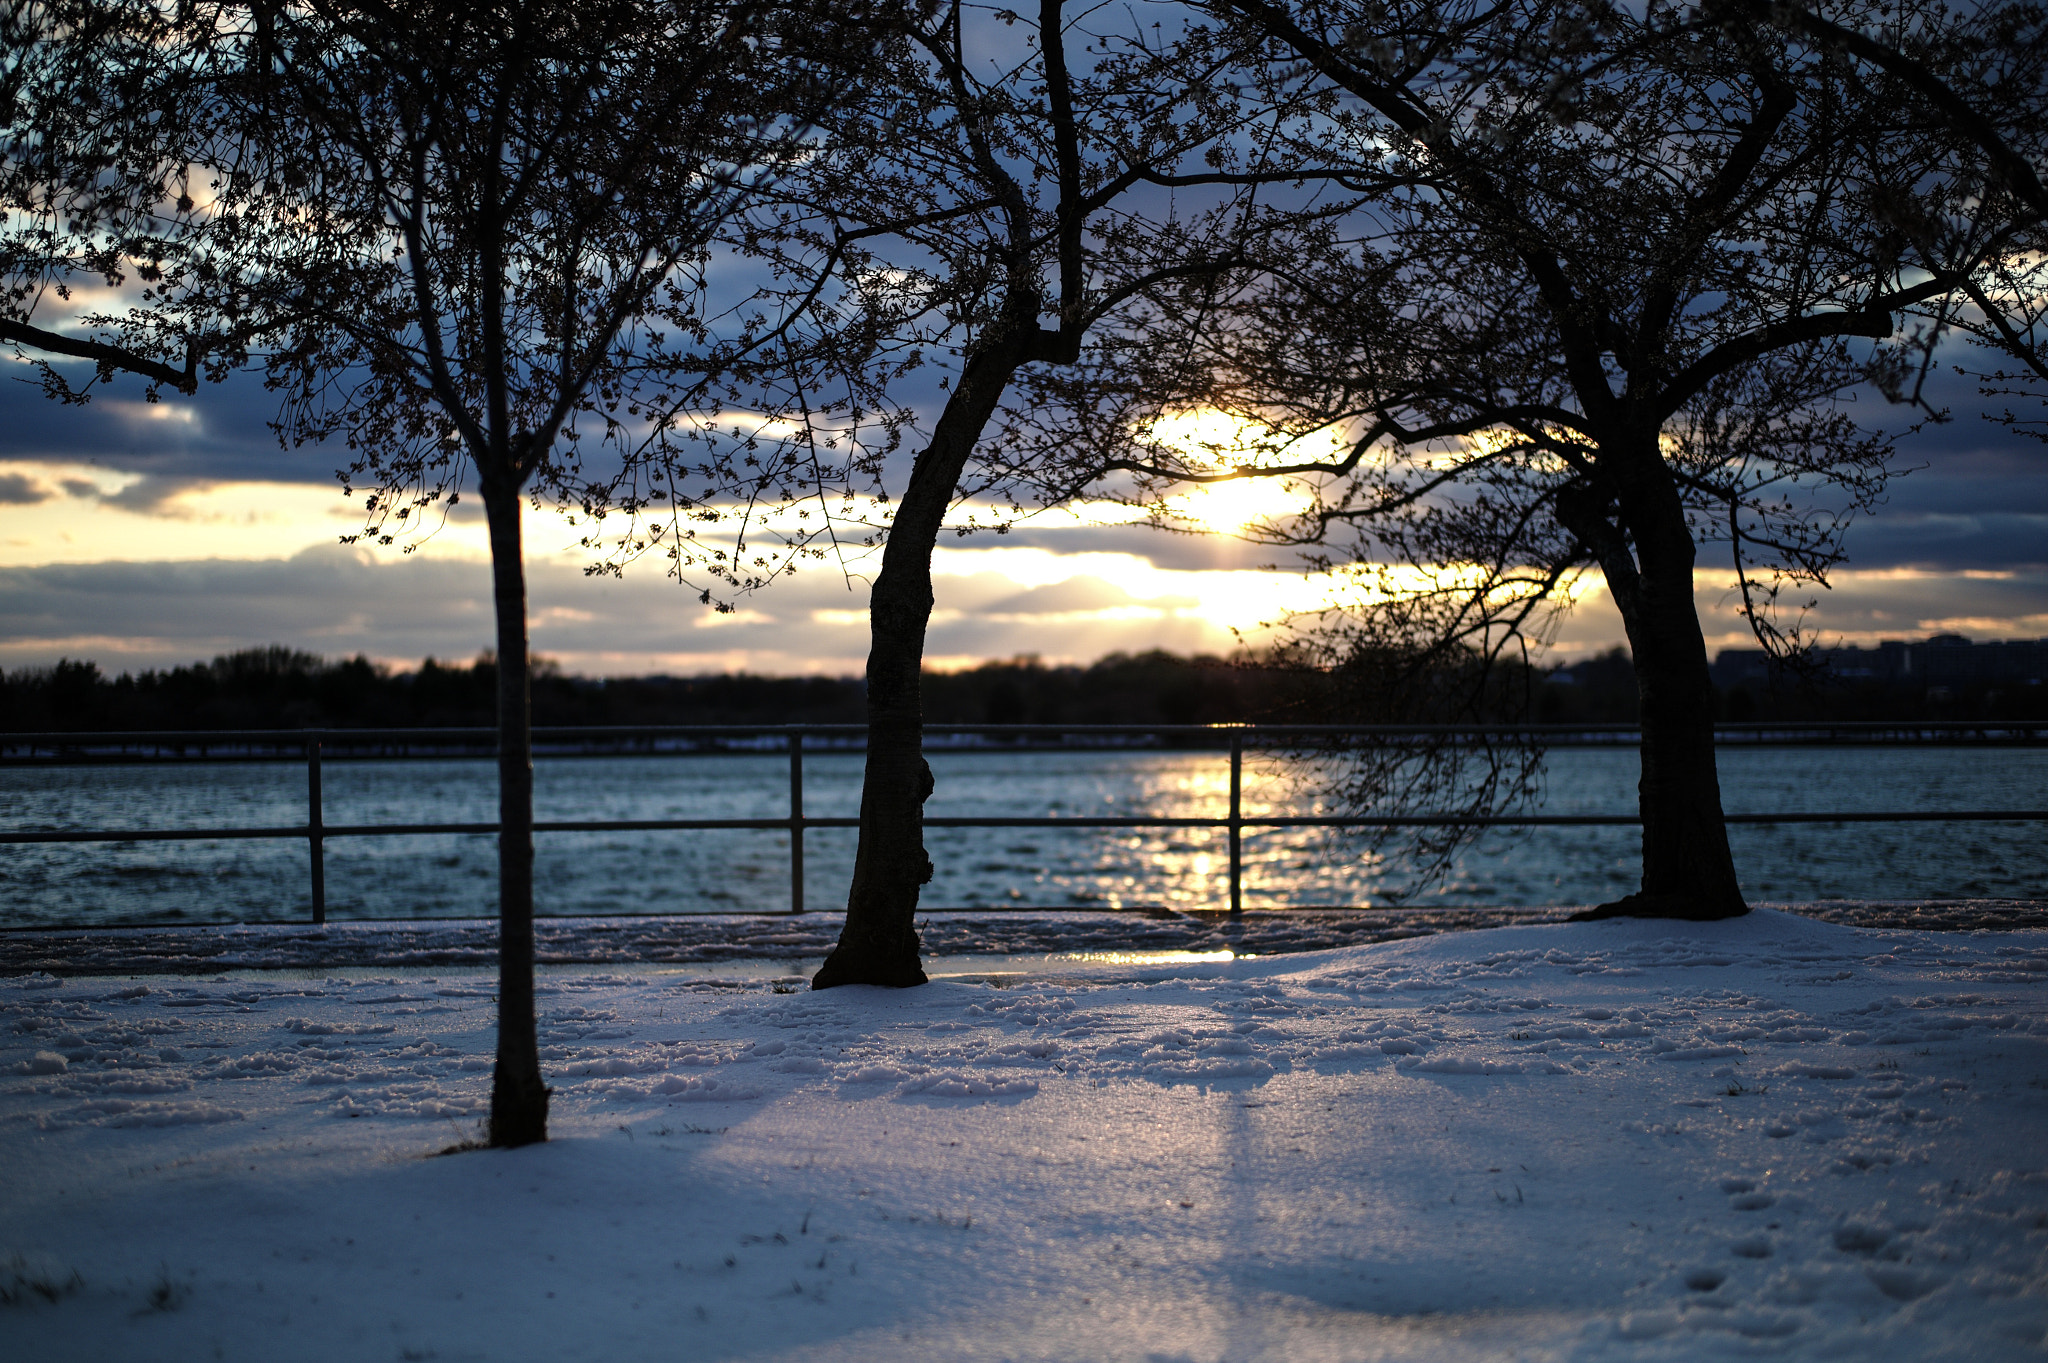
1141,408 -> 1344,535
1168,477 -> 1317,536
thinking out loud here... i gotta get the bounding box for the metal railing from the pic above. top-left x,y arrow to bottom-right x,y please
3,723 -> 2043,924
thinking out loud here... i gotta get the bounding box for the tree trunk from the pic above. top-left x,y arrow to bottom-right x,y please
483,479 -> 550,1142
1575,444 -> 1748,921
813,337 -> 1032,988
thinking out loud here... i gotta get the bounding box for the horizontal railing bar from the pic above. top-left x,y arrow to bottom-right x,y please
0,820 -> 819,843
0,826 -> 316,844
1257,811 -> 2048,827
5,809 -> 2042,844
923,812 -> 2048,827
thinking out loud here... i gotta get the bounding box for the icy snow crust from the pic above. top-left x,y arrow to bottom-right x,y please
2,910 -> 2045,1361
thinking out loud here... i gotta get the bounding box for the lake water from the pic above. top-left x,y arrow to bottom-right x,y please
1,748 -> 2042,927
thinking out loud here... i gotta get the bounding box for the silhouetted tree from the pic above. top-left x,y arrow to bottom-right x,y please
585,0 -> 1291,986
18,0 -> 879,1142
1038,0 -> 2031,918
1687,3 -> 2047,445
809,1 -> 1260,986
1,1 -> 240,398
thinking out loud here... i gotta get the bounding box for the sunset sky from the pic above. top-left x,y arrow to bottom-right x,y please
2,356 -> 2043,678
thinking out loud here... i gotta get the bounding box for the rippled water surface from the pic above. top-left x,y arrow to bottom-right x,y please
1,747 -> 2041,926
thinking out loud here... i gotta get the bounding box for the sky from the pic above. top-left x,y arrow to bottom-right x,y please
1,354 -> 2044,678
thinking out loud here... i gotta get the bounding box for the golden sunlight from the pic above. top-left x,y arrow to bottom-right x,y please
1169,477 -> 1319,536
1142,408 -> 1346,534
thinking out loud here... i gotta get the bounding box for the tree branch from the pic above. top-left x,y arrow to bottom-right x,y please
1,318 -> 198,394
1707,0 -> 2048,222
1656,275 -> 1959,419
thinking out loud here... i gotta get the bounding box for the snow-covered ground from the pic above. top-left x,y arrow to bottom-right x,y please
3,910 -> 2045,1361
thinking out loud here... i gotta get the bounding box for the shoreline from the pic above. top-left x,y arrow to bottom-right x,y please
5,899 -> 2042,977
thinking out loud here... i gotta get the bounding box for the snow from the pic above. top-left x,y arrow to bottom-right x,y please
2,909 -> 2046,1361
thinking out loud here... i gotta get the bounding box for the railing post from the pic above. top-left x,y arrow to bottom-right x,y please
788,729 -> 805,914
1228,729 -> 1243,915
307,732 -> 326,926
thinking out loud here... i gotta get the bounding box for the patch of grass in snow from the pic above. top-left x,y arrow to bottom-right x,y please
430,1117 -> 489,1157
0,1252 -> 82,1305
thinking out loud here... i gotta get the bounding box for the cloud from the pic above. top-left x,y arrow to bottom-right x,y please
3,348 -> 2045,679
0,370 -> 330,485
0,542 -> 862,675
0,542 -> 1263,677
1841,513 -> 2048,571
0,545 -> 492,664
975,518 -> 1303,573
983,576 -> 1141,615
1546,565 -> 2048,661
7,535 -> 2046,679
0,472 -> 49,505
66,473 -> 215,515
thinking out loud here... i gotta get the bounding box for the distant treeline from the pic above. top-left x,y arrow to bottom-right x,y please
1537,646 -> 2048,724
2,642 -> 2038,733
0,646 -> 1318,732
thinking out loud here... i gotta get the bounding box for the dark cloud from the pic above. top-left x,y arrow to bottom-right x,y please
96,474 -> 217,514
0,545 -> 869,675
1739,569 -> 2048,643
1840,513 -> 2048,571
1864,439 -> 2048,515
3,323 -> 2041,680
0,472 -> 49,504
0,371 -> 328,484
0,547 -> 494,663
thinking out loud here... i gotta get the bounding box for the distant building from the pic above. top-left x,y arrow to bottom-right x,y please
1710,635 -> 2048,690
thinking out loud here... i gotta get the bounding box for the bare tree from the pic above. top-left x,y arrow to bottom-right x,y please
1707,1 -> 2046,218
1828,1 -> 2045,445
580,0 -> 1299,987
28,0 -> 875,1142
1952,223 -> 2048,445
1029,0 -> 2025,919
